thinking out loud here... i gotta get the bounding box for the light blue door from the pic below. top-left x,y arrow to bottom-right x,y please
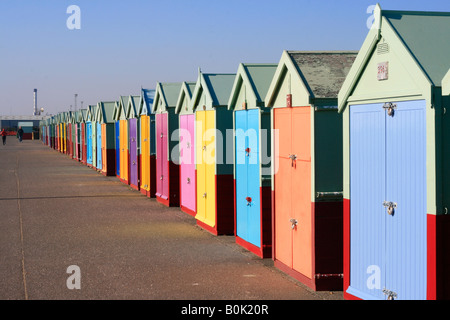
97,123 -> 102,169
348,100 -> 427,300
384,100 -> 427,300
235,109 -> 261,247
86,122 -> 92,165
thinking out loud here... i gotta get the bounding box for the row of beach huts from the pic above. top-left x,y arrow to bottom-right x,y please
39,5 -> 450,300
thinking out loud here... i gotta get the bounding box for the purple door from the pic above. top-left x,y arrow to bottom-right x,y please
156,113 -> 168,199
129,118 -> 138,188
179,114 -> 196,213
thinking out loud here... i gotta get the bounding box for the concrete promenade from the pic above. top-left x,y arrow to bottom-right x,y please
0,138 -> 343,301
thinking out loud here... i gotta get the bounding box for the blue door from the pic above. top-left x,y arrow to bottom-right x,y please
348,100 -> 426,300
86,122 -> 92,165
115,121 -> 120,176
97,123 -> 102,169
235,109 -> 261,248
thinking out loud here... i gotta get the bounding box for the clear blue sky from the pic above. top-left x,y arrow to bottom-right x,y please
1,0 -> 449,116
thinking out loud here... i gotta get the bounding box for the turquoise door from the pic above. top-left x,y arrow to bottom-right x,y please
235,109 -> 261,247
86,122 -> 92,165
348,100 -> 427,300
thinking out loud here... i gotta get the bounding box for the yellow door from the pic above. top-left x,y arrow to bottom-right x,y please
63,123 -> 67,153
195,110 -> 216,228
140,115 -> 150,191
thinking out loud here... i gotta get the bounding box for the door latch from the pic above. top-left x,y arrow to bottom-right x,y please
245,148 -> 251,157
382,288 -> 397,300
246,197 -> 252,206
187,177 -> 191,184
383,201 -> 397,216
383,102 -> 397,117
202,192 -> 207,198
289,218 -> 298,229
288,154 -> 297,167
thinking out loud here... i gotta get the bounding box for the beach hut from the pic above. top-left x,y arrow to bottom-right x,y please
138,88 -> 156,197
338,5 -> 450,300
90,104 -> 99,170
79,109 -> 87,164
265,50 -> 357,291
73,111 -> 80,160
126,95 -> 142,190
50,116 -> 56,150
93,106 -> 102,171
112,101 -> 121,178
59,113 -> 64,152
85,105 -> 96,167
39,120 -> 45,145
175,81 -> 197,216
228,63 -> 277,258
191,70 -> 236,235
63,112 -> 69,155
114,96 -> 130,184
71,111 -> 77,160
152,82 -> 182,207
97,101 -> 117,176
57,113 -> 62,152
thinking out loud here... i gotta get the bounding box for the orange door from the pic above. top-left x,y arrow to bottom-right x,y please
274,106 -> 312,278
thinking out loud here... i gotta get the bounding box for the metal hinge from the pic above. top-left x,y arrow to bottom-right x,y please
382,102 -> 397,116
382,288 -> 397,300
289,218 -> 298,229
383,201 -> 397,216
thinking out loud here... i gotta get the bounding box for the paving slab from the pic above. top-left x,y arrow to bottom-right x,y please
0,139 -> 344,304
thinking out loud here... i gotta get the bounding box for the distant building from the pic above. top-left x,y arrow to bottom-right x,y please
0,115 -> 51,139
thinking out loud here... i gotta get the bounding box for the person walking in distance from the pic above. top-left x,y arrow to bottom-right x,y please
1,128 -> 7,145
17,126 -> 24,142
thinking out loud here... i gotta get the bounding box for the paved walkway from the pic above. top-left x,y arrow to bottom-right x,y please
0,138 -> 343,301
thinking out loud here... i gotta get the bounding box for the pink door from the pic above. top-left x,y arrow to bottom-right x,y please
156,113 -> 169,200
180,114 -> 196,214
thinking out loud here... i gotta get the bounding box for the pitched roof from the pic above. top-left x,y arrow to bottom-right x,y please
202,73 -> 236,106
97,102 -> 116,123
228,63 -> 277,109
338,4 -> 450,111
287,51 -> 357,98
139,88 -> 156,115
153,82 -> 183,112
126,95 -> 140,118
175,81 -> 196,114
383,9 -> 450,86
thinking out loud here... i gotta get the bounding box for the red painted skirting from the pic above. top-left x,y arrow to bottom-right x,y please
180,205 -> 196,217
428,214 -> 437,300
433,214 -> 450,300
